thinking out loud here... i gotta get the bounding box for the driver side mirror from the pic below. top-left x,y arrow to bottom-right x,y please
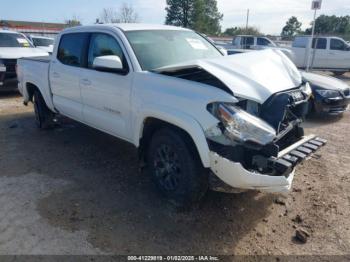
92,55 -> 126,74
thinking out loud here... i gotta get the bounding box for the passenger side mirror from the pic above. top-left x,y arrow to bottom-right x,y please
92,55 -> 125,73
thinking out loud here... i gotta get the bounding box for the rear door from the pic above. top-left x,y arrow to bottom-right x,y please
80,32 -> 133,140
241,37 -> 254,49
310,38 -> 328,68
50,33 -> 89,120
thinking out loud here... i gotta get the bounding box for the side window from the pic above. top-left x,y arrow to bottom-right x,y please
330,39 -> 347,51
88,33 -> 127,69
292,37 -> 307,48
312,38 -> 327,49
257,37 -> 271,46
57,33 -> 88,67
242,37 -> 254,48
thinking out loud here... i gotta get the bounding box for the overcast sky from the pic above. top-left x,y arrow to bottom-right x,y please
1,0 -> 349,34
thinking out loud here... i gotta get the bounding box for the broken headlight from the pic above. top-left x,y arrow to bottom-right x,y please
208,103 -> 276,146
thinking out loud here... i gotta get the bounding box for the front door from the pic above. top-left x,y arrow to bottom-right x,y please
327,38 -> 350,69
310,38 -> 328,69
80,32 -> 133,140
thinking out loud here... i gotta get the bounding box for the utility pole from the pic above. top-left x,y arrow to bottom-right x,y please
245,9 -> 250,32
306,0 -> 322,71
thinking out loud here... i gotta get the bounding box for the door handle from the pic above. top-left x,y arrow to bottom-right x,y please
80,78 -> 91,86
52,72 -> 60,78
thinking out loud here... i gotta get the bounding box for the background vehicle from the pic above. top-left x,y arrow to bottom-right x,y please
0,30 -> 48,91
17,24 -> 325,206
287,36 -> 350,75
216,35 -> 277,50
27,35 -> 55,53
302,71 -> 350,115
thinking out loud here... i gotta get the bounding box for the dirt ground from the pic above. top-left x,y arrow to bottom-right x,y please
0,73 -> 350,257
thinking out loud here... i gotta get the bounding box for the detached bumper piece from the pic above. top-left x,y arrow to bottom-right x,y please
268,135 -> 327,177
209,135 -> 326,193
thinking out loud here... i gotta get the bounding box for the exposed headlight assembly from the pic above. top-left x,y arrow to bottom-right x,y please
208,102 -> 276,147
315,89 -> 341,98
301,82 -> 312,98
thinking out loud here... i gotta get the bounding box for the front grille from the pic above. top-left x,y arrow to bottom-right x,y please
3,59 -> 17,73
261,88 -> 309,132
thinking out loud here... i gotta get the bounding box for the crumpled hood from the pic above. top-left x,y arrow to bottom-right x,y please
301,71 -> 349,91
0,47 -> 48,59
156,49 -> 302,103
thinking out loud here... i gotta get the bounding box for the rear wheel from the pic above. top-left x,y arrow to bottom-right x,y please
147,128 -> 208,207
33,90 -> 55,129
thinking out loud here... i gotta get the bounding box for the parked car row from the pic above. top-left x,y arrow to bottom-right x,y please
217,35 -> 350,76
0,30 -> 49,91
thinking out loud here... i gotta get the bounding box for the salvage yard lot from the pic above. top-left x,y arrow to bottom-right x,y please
0,73 -> 349,256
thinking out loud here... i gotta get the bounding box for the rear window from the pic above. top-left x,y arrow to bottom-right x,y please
312,38 -> 327,49
0,33 -> 33,48
57,33 -> 89,67
292,37 -> 308,48
33,37 -> 54,47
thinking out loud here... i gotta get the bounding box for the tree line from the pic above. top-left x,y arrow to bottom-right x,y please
64,0 -> 350,40
281,15 -> 350,40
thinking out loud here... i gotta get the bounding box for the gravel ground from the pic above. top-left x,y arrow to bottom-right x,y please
0,73 -> 349,256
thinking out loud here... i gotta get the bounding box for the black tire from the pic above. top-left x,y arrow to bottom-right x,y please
33,90 -> 55,129
332,71 -> 346,76
147,128 -> 208,207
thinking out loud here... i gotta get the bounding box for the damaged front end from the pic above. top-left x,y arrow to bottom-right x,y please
206,83 -> 327,193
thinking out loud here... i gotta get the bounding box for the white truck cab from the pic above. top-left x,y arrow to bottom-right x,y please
17,24 -> 325,206
232,35 -> 277,50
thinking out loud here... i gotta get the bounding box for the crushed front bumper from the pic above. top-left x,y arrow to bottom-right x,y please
209,135 -> 326,193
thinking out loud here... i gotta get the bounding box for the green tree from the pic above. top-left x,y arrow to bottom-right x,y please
192,0 -> 223,35
305,15 -> 350,35
165,0 -> 223,35
223,26 -> 261,36
165,0 -> 195,28
281,16 -> 302,38
65,15 -> 81,27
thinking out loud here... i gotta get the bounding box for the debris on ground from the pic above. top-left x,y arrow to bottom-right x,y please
295,228 -> 310,244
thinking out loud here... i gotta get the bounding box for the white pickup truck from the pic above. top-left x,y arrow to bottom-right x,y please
287,36 -> 350,75
17,24 -> 326,206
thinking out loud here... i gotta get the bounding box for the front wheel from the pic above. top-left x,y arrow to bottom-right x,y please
147,128 -> 208,207
33,90 -> 55,129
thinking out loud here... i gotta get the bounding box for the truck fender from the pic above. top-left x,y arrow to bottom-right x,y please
23,79 -> 55,113
133,105 -> 212,168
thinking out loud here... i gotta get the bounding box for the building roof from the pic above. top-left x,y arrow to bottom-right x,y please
0,20 -> 67,30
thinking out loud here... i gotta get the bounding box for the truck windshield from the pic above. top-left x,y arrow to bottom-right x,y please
0,33 -> 33,48
32,37 -> 54,47
125,30 -> 222,71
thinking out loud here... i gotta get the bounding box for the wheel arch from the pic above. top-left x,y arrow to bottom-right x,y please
23,81 -> 56,112
136,112 -> 211,168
